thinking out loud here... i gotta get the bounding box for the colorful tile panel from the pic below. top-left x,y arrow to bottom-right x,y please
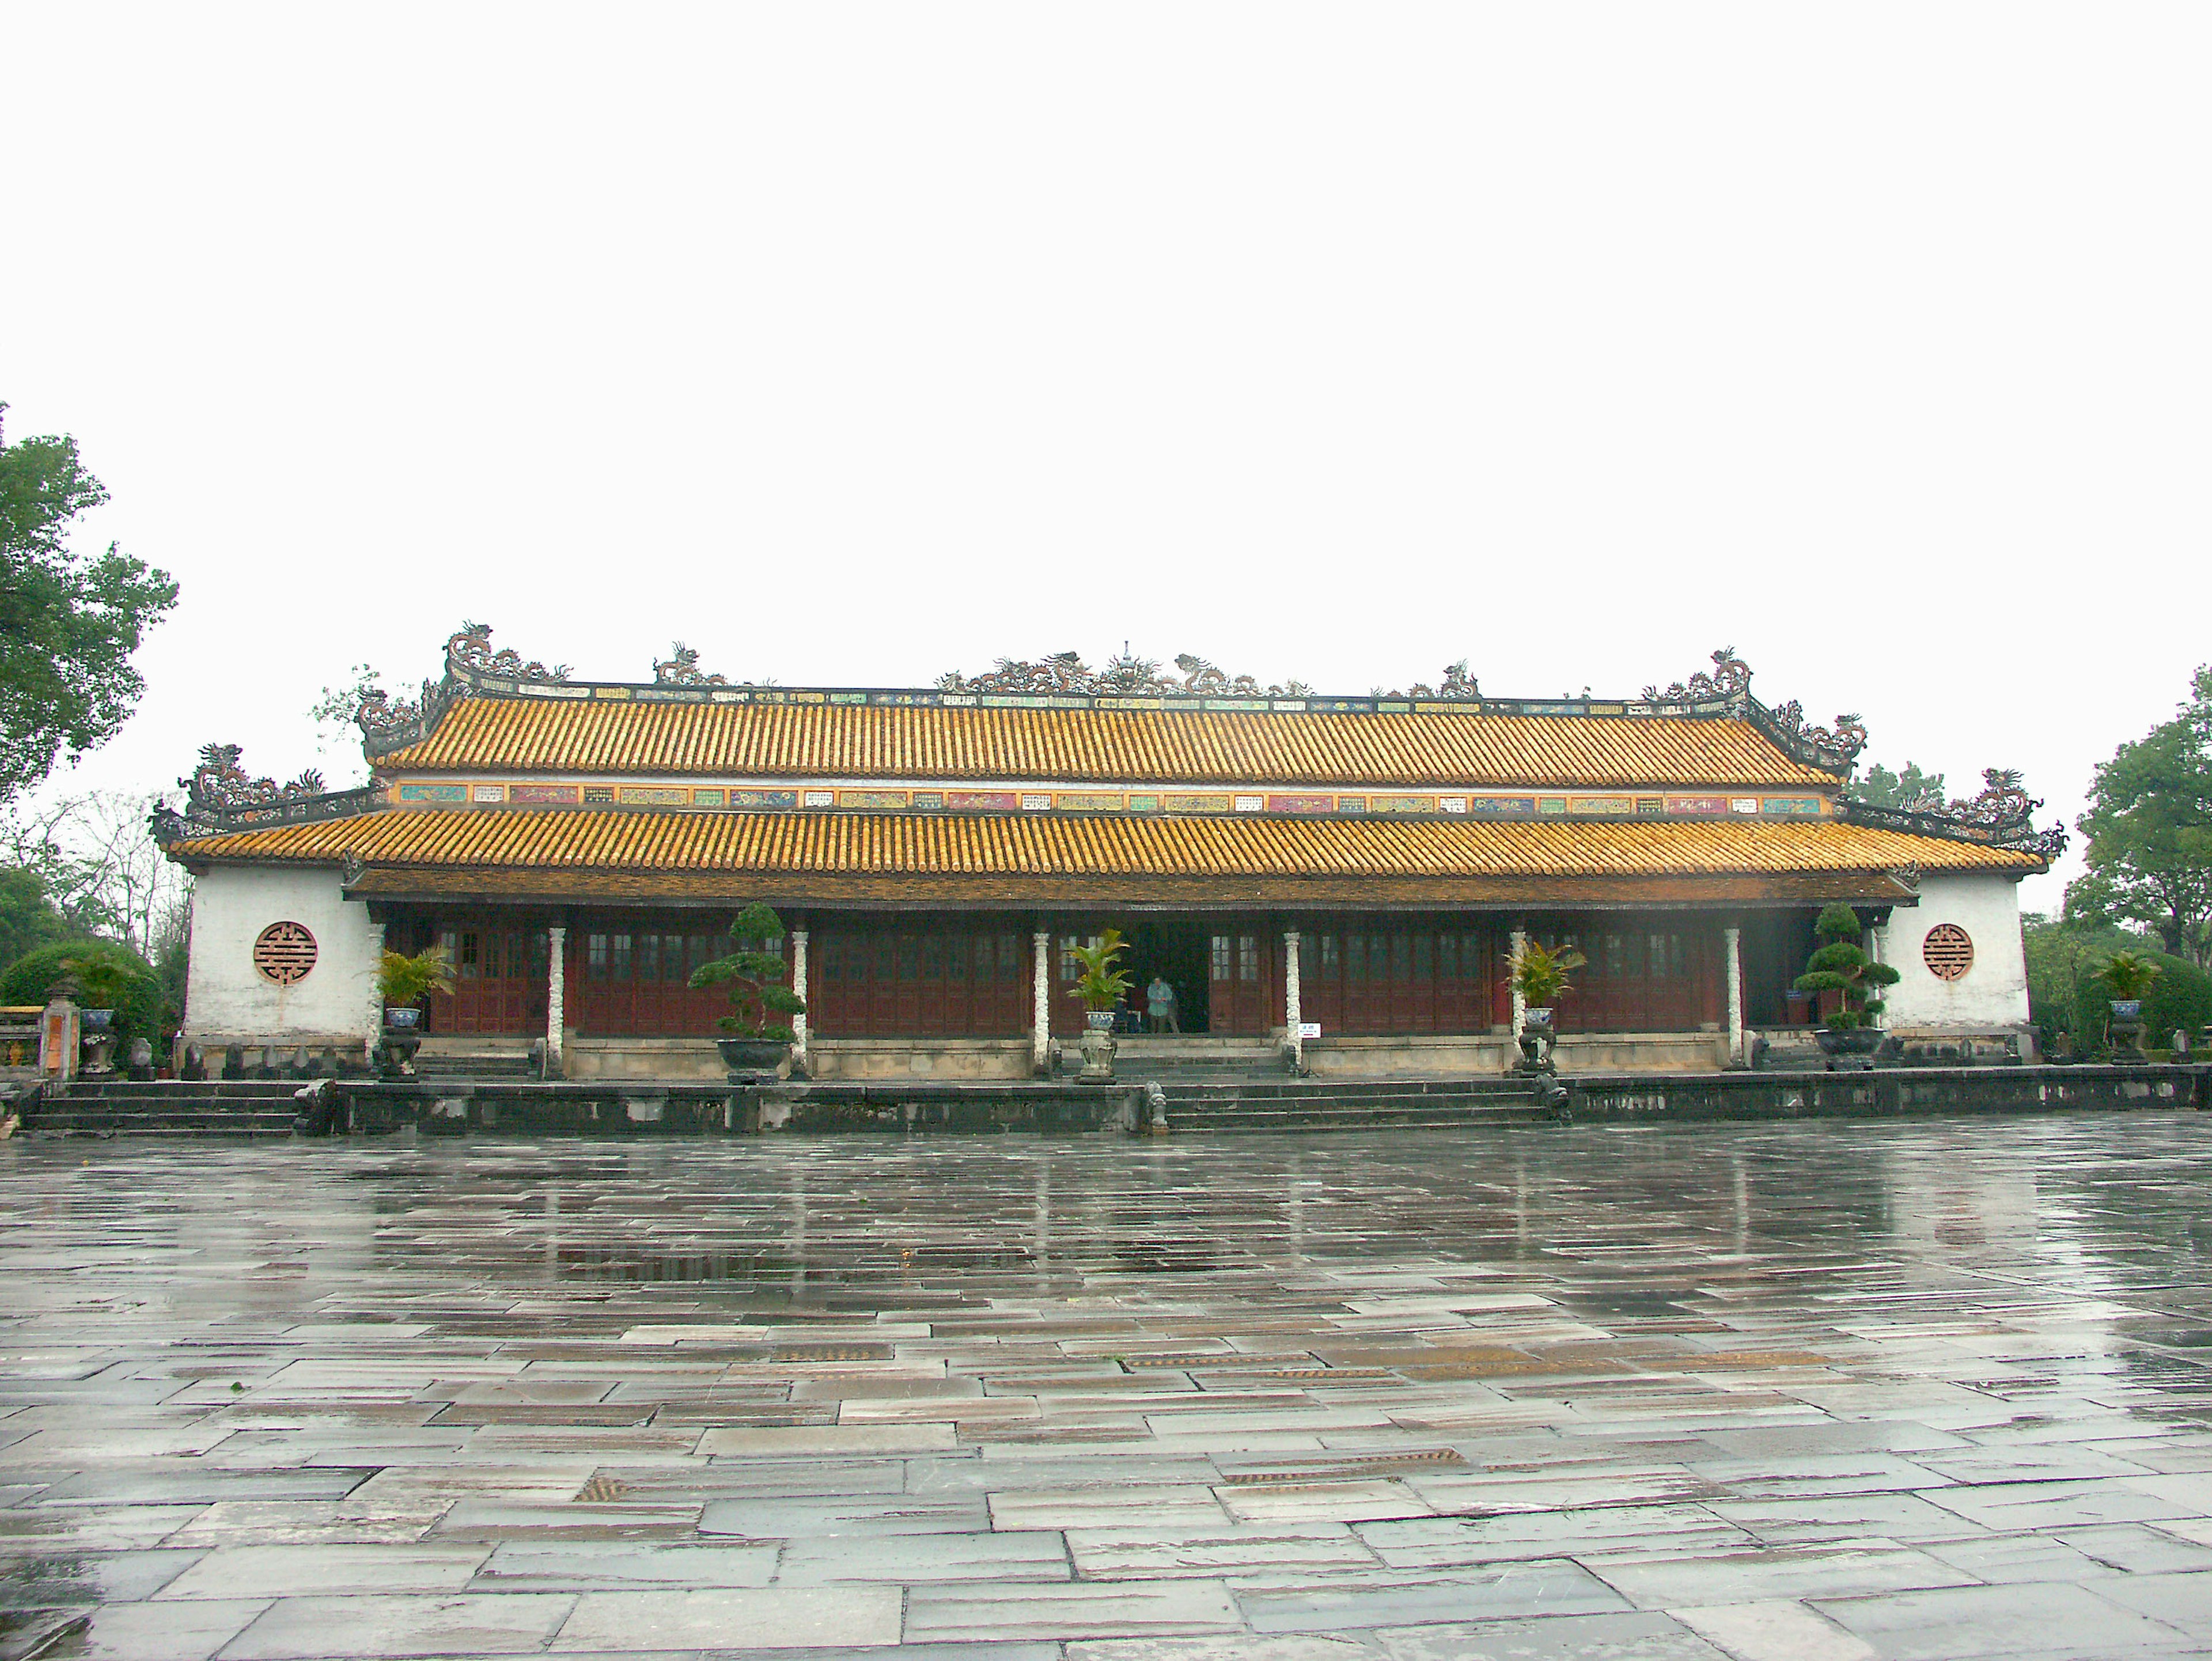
508,784 -> 582,805
1764,796 -> 1826,816
1055,792 -> 1126,812
839,790 -> 911,809
1668,795 -> 1730,814
618,787 -> 692,806
1266,794 -> 1335,814
397,784 -> 468,802
947,791 -> 1020,811
724,788 -> 798,810
1368,795 -> 1435,815
584,786 -> 615,804
1164,794 -> 1232,813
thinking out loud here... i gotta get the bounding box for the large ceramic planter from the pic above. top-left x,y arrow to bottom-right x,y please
1515,1007 -> 1557,1074
717,1036 -> 789,1082
1815,1026 -> 1883,1072
2107,999 -> 2147,1063
1084,1010 -> 1116,1032
384,1006 -> 423,1031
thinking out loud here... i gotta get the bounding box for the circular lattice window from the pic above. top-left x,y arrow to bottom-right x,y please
1922,924 -> 1974,982
253,921 -> 318,985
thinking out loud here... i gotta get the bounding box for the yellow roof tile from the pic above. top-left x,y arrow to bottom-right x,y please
171,808 -> 2037,878
376,699 -> 1836,789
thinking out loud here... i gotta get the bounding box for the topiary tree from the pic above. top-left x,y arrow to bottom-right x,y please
1,938 -> 162,1047
689,902 -> 806,1041
1793,904 -> 1900,1029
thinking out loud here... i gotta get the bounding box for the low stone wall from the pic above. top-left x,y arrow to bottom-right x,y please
1565,1063 -> 2210,1122
805,1038 -> 1034,1082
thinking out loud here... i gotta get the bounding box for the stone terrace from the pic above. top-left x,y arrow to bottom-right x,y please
6,1120 -> 2212,1658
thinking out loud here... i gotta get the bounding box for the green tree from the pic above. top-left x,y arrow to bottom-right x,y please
0,866 -> 65,971
2071,666 -> 2212,969
0,406 -> 179,804
0,938 -> 164,1045
2022,912 -> 2145,1053
1851,761 -> 1945,810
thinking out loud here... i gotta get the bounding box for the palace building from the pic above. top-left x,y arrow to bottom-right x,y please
156,629 -> 2063,1079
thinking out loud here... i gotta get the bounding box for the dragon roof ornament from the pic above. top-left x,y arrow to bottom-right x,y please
1843,767 -> 2068,862
1643,648 -> 1753,706
1643,649 -> 1870,771
153,743 -> 385,843
653,643 -> 728,687
446,622 -> 571,684
935,650 -> 1334,700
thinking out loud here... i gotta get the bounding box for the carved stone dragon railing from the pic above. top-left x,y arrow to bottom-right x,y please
151,743 -> 388,842
1843,768 -> 2068,860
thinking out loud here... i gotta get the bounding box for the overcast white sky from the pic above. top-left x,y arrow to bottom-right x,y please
6,5 -> 2208,911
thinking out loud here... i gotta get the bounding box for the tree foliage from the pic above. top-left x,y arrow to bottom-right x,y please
1793,902 -> 1899,1029
2069,666 -> 2212,969
1,937 -> 165,1044
1851,760 -> 1946,810
0,866 -> 66,969
2021,915 -> 2212,1055
689,902 -> 806,1040
0,407 -> 179,804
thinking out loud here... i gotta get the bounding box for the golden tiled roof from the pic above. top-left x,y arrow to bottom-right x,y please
376,699 -> 1838,789
171,807 -> 2037,878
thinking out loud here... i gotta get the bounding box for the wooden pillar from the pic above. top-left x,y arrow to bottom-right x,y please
1722,923 -> 1743,1065
1283,928 -> 1304,1071
1031,928 -> 1052,1073
546,924 -> 567,1075
790,926 -> 810,1065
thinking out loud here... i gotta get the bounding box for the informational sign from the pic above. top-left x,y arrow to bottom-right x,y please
1297,1022 -> 1321,1038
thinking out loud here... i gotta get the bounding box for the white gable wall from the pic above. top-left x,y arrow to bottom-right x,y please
185,864 -> 383,1047
1880,871 -> 2029,1030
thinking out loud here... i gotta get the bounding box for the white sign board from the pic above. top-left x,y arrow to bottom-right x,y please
1297,1022 -> 1321,1039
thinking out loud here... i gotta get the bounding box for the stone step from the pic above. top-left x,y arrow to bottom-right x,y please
26,1111 -> 297,1137
62,1079 -> 308,1101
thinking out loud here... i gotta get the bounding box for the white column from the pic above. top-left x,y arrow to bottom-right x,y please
1722,924 -> 1743,1065
789,926 -> 809,1063
1509,926 -> 1527,1036
1283,928 -> 1304,1070
545,924 -> 566,1074
1032,929 -> 1052,1072
1869,917 -> 1889,1029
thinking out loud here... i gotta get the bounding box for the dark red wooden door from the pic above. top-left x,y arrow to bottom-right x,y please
433,919 -> 546,1036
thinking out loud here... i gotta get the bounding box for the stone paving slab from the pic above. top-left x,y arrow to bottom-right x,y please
9,1120 -> 2212,1654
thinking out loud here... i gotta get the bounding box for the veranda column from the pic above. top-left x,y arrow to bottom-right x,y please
545,924 -> 566,1078
1722,924 -> 1744,1065
1032,929 -> 1052,1074
790,927 -> 810,1066
1283,929 -> 1304,1072
1509,926 -> 1528,1036
1868,917 -> 1890,1029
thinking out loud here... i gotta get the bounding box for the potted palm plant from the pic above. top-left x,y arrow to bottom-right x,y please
1509,938 -> 1585,1073
1794,904 -> 1900,1071
1068,929 -> 1132,1082
376,946 -> 454,1076
2097,950 -> 2161,1063
691,902 -> 807,1078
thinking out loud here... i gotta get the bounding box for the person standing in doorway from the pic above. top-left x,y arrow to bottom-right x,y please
1147,973 -> 1180,1033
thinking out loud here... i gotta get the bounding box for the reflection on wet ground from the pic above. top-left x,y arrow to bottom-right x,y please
7,1117 -> 2212,1656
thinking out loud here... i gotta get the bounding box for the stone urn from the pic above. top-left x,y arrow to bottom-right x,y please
79,1009 -> 119,1076
2107,999 -> 2147,1064
377,1010 -> 424,1079
1515,1008 -> 1556,1074
1815,1026 -> 1883,1071
717,1036 -> 789,1083
1078,1010 -> 1117,1082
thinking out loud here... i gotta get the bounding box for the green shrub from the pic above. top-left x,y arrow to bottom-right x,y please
0,939 -> 164,1048
1793,902 -> 1899,1030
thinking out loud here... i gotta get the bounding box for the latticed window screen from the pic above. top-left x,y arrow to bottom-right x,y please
1922,924 -> 1975,981
252,921 -> 317,985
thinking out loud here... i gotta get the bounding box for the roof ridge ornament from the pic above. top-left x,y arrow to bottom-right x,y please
1767,701 -> 1870,766
447,622 -> 571,684
180,743 -> 326,816
653,643 -> 728,687
934,650 -> 1315,699
1642,647 -> 1753,704
1843,766 -> 2068,861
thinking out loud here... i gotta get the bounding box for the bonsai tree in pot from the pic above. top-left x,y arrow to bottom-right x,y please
1067,929 -> 1132,1082
1508,938 -> 1585,1073
2096,950 -> 2161,1062
690,902 -> 807,1076
1793,904 -> 1899,1070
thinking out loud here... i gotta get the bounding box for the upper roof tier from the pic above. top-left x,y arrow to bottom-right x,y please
358,632 -> 1861,790
376,699 -> 1838,790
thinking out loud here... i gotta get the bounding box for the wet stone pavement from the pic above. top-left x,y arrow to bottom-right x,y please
6,1120 -> 2212,1659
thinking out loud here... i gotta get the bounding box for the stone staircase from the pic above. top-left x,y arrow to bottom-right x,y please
1154,1075 -> 1558,1132
412,1038 -> 541,1085
1096,1034 -> 1286,1084
23,1080 -> 303,1138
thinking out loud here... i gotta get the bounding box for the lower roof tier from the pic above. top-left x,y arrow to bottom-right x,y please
169,807 -> 2040,910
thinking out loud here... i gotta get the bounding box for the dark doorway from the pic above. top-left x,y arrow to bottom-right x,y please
1126,920 -> 1211,1033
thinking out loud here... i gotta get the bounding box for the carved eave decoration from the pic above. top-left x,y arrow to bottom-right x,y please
1638,648 -> 1869,775
1843,768 -> 2068,864
653,643 -> 729,687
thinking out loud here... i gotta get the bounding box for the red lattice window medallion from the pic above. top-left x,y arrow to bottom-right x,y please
1922,924 -> 1974,982
253,921 -> 318,986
